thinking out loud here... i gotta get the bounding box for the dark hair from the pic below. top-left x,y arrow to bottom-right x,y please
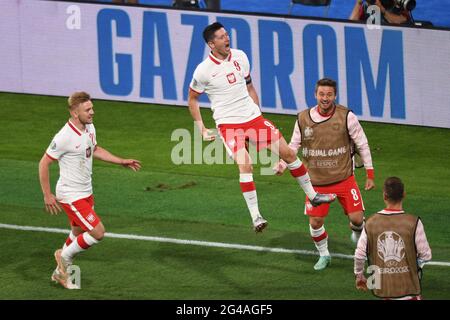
315,78 -> 337,94
384,177 -> 405,203
203,22 -> 225,43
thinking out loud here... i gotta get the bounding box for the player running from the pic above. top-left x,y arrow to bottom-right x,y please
273,78 -> 375,270
39,92 -> 141,289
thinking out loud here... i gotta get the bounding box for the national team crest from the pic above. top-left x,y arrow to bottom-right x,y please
377,231 -> 405,263
227,73 -> 236,84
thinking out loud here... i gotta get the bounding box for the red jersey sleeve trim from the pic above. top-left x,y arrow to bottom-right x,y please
366,168 -> 374,180
46,153 -> 57,161
189,87 -> 203,95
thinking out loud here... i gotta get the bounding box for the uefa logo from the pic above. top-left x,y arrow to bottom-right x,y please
377,231 -> 405,264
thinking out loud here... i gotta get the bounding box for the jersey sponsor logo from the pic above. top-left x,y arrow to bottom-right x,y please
75,144 -> 81,149
227,73 -> 236,84
212,72 -> 219,77
353,202 -> 361,206
86,146 -> 92,158
302,146 -> 348,158
51,141 -> 57,150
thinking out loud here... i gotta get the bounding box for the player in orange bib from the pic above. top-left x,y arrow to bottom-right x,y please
274,78 -> 375,270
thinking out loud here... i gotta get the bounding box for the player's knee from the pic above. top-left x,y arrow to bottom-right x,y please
95,233 -> 105,241
310,219 -> 324,230
282,149 -> 297,163
239,163 -> 253,173
349,212 -> 364,226
91,233 -> 104,241
91,224 -> 105,241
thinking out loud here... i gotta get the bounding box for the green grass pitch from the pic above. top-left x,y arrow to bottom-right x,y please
0,92 -> 449,299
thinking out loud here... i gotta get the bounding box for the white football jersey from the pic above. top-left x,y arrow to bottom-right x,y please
190,49 -> 261,125
46,120 -> 97,203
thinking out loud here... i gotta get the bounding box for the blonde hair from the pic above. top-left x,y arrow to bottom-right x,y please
68,92 -> 91,110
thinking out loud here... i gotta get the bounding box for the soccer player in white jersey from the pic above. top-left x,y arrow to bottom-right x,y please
188,22 -> 336,233
39,92 -> 141,289
273,78 -> 375,270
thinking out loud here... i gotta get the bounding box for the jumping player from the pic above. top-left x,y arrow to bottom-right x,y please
188,22 -> 336,233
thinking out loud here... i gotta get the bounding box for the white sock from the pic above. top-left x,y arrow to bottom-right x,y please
350,221 -> 364,243
240,173 -> 261,222
61,232 -> 99,263
310,225 -> 330,257
287,158 -> 317,200
62,231 -> 76,250
243,191 -> 260,222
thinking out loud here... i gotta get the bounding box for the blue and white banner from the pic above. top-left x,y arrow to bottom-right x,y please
1,0 -> 450,128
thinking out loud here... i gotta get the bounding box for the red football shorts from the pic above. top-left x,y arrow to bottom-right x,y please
305,175 -> 364,217
60,195 -> 100,231
218,116 -> 282,156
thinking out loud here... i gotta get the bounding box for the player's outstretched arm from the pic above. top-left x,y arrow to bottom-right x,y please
93,146 -> 141,171
38,154 -> 62,215
188,89 -> 215,141
121,159 -> 142,171
365,178 -> 375,191
348,113 -> 375,191
273,121 -> 301,176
